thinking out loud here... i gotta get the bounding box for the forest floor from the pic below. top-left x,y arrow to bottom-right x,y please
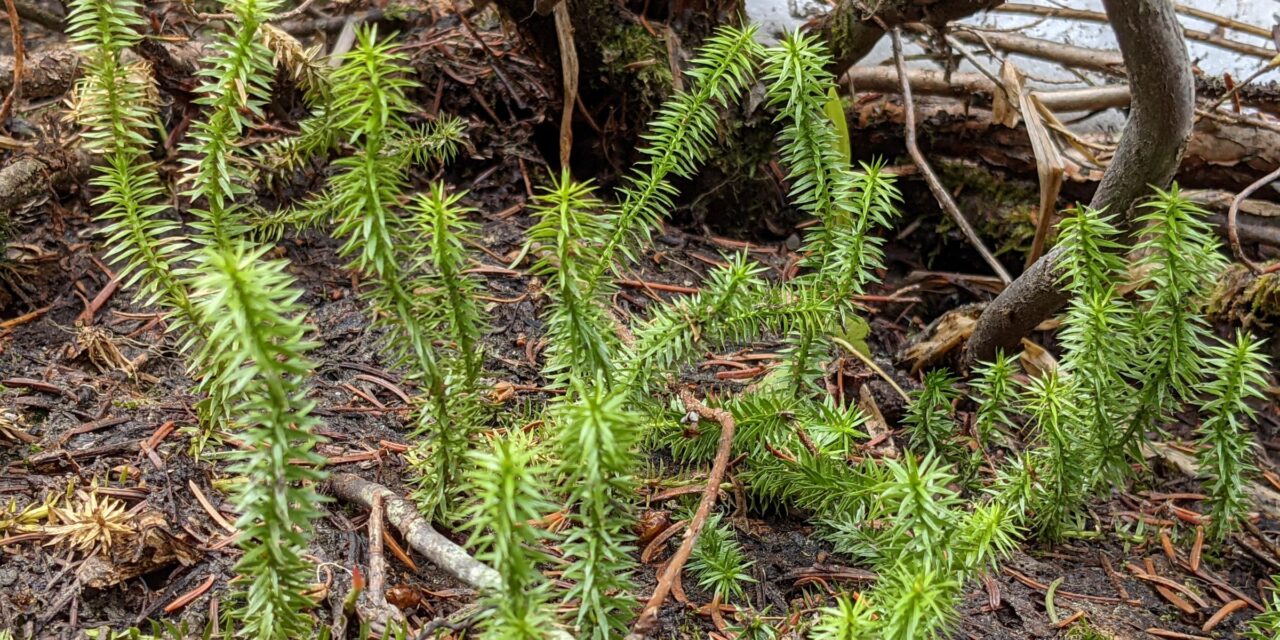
1,2 -> 1279,639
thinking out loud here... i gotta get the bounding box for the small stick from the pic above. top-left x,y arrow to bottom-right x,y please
1002,567 -> 1137,605
77,275 -> 121,326
889,28 -> 1012,285
1189,526 -> 1204,573
553,0 -> 577,167
831,336 -> 910,403
0,304 -> 50,329
189,480 -> 237,535
1146,629 -> 1211,640
616,279 -> 700,295
367,494 -> 388,600
627,389 -> 737,639
381,528 -> 419,572
1053,610 -> 1085,629
355,493 -> 406,634
328,473 -> 500,591
1229,165 -> 1280,274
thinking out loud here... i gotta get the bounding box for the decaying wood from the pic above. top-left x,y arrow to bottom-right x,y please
0,48 -> 79,101
843,95 -> 1280,198
0,149 -> 84,216
964,0 -> 1198,365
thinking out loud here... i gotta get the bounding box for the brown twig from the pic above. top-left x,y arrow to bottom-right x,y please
1002,567 -> 1138,605
627,389 -> 737,639
0,304 -> 50,329
77,274 -> 121,326
991,3 -> 1276,60
616,279 -> 700,295
189,479 -> 237,535
356,493 -> 405,633
552,1 -> 577,168
367,495 -> 388,598
0,0 -> 23,126
1229,165 -> 1279,274
889,28 -> 1011,285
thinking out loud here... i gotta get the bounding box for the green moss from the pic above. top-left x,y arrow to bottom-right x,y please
1064,620 -> 1115,640
1208,264 -> 1280,330
601,23 -> 672,107
937,160 -> 1041,258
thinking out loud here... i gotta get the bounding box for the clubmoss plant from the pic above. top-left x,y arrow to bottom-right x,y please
192,245 -> 327,639
1055,205 -> 1137,488
970,351 -> 1020,446
1249,577 -> 1280,640
68,0 -> 200,336
1197,331 -> 1270,541
902,371 -> 961,460
1023,370 -> 1086,541
585,25 -> 763,292
555,380 -> 643,638
463,435 -> 556,640
526,174 -> 622,389
182,0 -> 279,251
687,516 -> 756,605
810,594 -> 876,639
320,26 -> 479,519
1128,187 -> 1228,440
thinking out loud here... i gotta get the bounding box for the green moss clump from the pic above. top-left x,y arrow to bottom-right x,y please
1207,263 -> 1280,330
937,160 -> 1040,258
601,23 -> 673,107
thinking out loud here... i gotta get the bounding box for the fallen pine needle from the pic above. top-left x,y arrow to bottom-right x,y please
164,575 -> 215,614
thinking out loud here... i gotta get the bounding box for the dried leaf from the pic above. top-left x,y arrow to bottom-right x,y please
897,305 -> 981,374
1019,338 -> 1058,377
992,60 -> 1022,128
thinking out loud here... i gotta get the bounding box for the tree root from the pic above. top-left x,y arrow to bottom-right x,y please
963,0 -> 1197,366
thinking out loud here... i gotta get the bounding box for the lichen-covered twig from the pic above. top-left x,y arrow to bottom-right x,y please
329,473 -> 500,591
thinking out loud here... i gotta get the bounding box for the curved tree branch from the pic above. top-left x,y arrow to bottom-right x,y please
963,0 -> 1195,365
809,0 -> 1003,73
